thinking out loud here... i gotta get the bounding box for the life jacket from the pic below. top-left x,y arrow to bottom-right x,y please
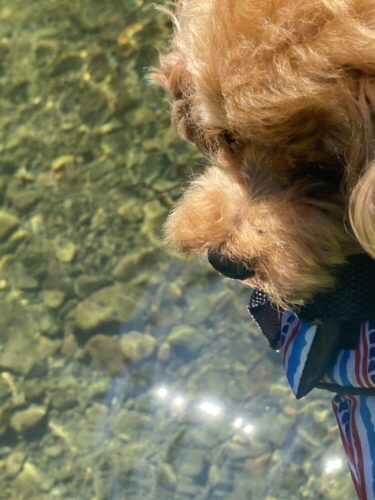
278,313 -> 375,500
248,253 -> 375,398
247,253 -> 375,500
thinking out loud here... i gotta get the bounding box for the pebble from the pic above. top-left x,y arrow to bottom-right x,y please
71,283 -> 140,330
84,334 -> 125,375
14,461 -> 53,495
30,214 -> 44,233
56,242 -> 76,263
0,211 -> 20,240
44,445 -> 63,459
10,405 -> 48,433
120,331 -> 157,362
51,155 -> 74,172
42,290 -> 65,309
157,463 -> 177,490
11,191 -> 42,211
5,451 -> 26,478
11,263 -> 39,291
112,248 -> 156,281
0,333 -> 42,377
87,379 -> 110,399
157,342 -> 171,362
117,198 -> 143,223
178,449 -> 207,478
62,334 -> 78,358
37,337 -> 61,358
113,410 -> 151,440
168,325 -> 205,354
74,274 -> 112,297
37,312 -> 61,338
8,228 -> 29,246
243,454 -> 272,476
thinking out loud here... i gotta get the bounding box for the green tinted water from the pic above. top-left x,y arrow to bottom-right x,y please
0,1 -> 354,498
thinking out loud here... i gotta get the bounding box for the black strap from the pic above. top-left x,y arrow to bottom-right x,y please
297,253 -> 375,323
248,290 -> 282,350
315,382 -> 375,396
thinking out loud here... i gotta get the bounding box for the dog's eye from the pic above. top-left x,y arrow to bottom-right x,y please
222,131 -> 237,150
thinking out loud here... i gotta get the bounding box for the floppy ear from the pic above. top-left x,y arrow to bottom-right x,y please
347,73 -> 375,259
349,162 -> 375,259
151,51 -> 243,168
151,51 -> 188,98
150,51 -> 197,143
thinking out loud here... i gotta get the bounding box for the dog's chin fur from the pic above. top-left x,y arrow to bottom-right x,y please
153,0 -> 375,307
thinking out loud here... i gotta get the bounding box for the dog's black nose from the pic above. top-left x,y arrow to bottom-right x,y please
207,249 -> 255,280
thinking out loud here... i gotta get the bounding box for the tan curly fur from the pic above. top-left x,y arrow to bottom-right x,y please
152,0 -> 375,307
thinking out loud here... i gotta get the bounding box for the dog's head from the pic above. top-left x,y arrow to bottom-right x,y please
153,0 -> 375,307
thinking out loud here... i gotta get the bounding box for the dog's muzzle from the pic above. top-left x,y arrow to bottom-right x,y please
207,249 -> 255,280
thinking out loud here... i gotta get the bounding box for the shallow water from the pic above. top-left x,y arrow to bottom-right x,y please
0,1 -> 355,499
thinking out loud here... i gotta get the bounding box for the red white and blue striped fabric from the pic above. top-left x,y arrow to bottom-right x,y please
280,313 -> 375,500
323,322 -> 375,389
332,395 -> 375,500
280,311 -> 318,396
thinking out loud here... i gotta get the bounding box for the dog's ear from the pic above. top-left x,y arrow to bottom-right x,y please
150,51 -> 197,144
346,74 -> 375,259
349,162 -> 375,259
152,51 -> 244,169
151,50 -> 188,99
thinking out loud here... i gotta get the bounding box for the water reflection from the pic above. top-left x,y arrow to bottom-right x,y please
324,457 -> 344,475
154,385 -> 259,438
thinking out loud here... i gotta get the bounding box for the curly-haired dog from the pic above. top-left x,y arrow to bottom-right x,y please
152,0 -> 375,308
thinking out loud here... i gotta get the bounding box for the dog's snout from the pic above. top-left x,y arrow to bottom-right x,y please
207,249 -> 255,280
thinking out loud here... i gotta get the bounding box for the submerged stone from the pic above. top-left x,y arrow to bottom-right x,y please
168,325 -> 205,354
10,262 -> 39,291
10,405 -> 47,433
112,409 -> 151,440
157,463 -> 177,490
0,211 -> 20,240
112,248 -> 158,281
56,242 -> 76,263
5,450 -> 26,478
71,283 -> 140,330
84,334 -> 125,375
14,461 -> 52,497
0,302 -> 46,375
120,331 -> 157,362
74,274 -> 112,297
157,342 -> 171,362
42,290 -> 65,309
117,197 -> 144,223
12,190 -> 42,211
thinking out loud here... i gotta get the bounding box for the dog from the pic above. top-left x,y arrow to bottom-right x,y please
152,0 -> 375,309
